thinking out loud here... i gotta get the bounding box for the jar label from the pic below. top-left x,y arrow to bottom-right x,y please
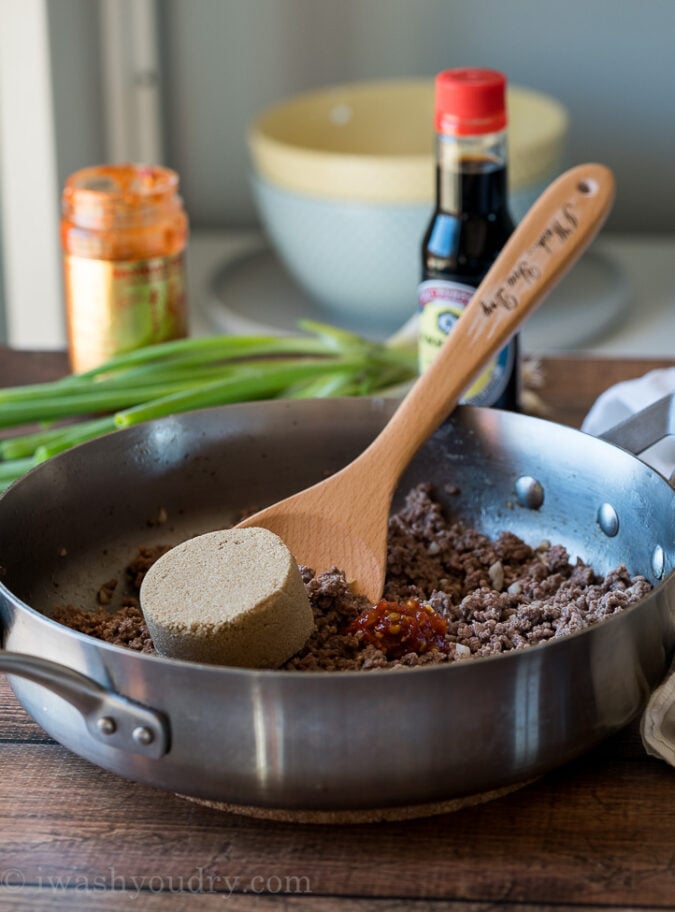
418,278 -> 515,406
64,252 -> 188,372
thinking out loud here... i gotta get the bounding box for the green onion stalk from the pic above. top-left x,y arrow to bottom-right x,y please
0,320 -> 417,491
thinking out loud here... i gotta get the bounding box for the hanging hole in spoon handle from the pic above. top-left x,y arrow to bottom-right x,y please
578,179 -> 598,194
375,162 -> 616,469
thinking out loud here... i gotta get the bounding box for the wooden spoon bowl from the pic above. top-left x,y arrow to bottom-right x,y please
240,163 -> 615,602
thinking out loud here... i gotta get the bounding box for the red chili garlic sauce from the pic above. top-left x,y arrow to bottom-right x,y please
346,599 -> 450,659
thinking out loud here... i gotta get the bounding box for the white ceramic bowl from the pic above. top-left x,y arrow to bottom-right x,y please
248,79 -> 568,329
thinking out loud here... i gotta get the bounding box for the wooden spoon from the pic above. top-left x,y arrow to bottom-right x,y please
238,163 -> 615,603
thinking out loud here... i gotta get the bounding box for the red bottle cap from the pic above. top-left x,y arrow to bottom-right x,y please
435,68 -> 507,136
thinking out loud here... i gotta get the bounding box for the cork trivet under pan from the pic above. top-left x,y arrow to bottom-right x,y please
177,779 -> 535,824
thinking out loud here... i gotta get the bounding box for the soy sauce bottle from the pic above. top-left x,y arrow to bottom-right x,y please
418,68 -> 519,410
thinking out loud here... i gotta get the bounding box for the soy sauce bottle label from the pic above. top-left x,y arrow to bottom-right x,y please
418,278 -> 516,406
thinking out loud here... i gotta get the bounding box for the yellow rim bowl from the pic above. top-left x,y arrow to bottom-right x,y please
248,78 -> 568,204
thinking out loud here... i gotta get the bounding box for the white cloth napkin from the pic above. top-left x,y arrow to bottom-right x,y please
582,367 -> 675,481
641,670 -> 675,766
581,367 -> 675,766
581,367 -> 675,437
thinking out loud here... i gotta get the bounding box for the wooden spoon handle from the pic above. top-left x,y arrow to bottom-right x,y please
364,162 -> 615,483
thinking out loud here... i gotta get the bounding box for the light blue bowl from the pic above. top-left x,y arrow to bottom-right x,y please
252,176 -> 429,334
252,175 -> 562,335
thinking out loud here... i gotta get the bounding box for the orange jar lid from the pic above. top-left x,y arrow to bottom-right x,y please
61,163 -> 188,261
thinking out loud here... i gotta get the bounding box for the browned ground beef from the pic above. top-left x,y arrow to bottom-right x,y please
50,484 -> 652,671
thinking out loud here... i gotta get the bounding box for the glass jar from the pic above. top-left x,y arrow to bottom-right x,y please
61,163 -> 189,372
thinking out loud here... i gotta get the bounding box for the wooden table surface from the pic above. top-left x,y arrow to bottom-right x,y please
1,347 -> 675,911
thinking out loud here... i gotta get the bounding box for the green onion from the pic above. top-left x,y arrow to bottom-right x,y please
33,417 -> 118,461
280,370 -> 362,399
0,321 -> 417,487
0,457 -> 34,482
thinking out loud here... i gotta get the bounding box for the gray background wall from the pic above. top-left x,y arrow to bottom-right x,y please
1,0 -> 672,345
47,0 -> 675,234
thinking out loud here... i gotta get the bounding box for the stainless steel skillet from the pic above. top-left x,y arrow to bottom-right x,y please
0,396 -> 674,813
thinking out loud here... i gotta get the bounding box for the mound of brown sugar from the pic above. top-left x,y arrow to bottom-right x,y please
50,484 -> 652,670
140,527 -> 314,667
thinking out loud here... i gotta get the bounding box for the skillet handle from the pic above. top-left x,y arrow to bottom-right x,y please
0,650 -> 170,759
599,394 -> 675,485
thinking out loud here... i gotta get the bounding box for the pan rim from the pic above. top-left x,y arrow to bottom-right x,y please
2,396 -> 673,682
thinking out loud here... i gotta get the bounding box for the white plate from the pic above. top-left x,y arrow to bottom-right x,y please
206,240 -> 630,351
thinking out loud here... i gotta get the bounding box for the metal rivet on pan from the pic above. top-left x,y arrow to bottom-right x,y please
132,726 -> 155,747
514,476 -> 544,510
652,545 -> 665,580
97,716 -> 117,736
597,503 -> 619,537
